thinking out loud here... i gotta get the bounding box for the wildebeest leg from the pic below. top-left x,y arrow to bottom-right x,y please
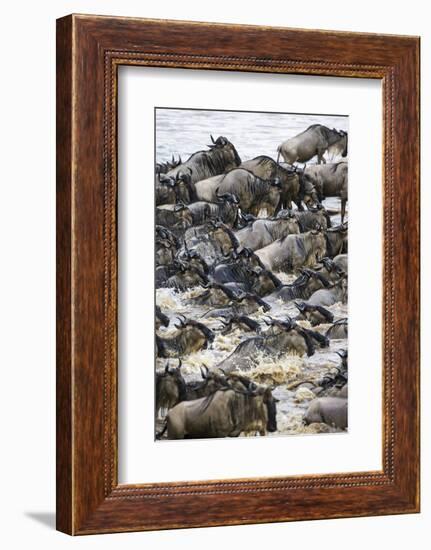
341,199 -> 346,224
317,148 -> 326,164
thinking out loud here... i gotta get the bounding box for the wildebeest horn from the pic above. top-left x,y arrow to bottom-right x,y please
165,363 -> 170,374
249,382 -> 258,393
263,316 -> 273,325
174,315 -> 186,328
177,358 -> 182,369
210,134 -> 215,144
200,366 -> 207,379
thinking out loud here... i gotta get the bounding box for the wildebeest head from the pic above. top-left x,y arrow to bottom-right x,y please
170,261 -> 209,291
155,305 -> 170,328
237,247 -> 266,271
208,219 -> 239,256
251,268 -> 282,296
262,315 -> 295,335
339,130 -> 348,157
219,315 -> 261,336
328,129 -> 348,158
249,384 -> 278,433
237,292 -> 270,313
263,387 -> 278,432
175,169 -> 195,204
174,315 -> 215,347
181,242 -> 209,274
293,301 -> 307,319
155,238 -> 175,266
157,173 -> 176,187
156,359 -> 187,412
300,178 -> 320,209
215,188 -> 240,205
308,229 -> 327,263
198,365 -> 229,393
207,135 -> 242,170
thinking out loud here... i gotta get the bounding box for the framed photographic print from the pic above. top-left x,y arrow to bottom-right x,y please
56,14 -> 420,534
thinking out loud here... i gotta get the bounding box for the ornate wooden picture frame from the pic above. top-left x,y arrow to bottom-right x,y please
56,14 -> 420,534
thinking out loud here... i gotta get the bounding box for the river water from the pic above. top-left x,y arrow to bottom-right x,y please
156,107 -> 348,165
156,108 -> 348,438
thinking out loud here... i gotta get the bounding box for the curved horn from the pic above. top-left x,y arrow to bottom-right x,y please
200,366 -> 207,379
177,358 -> 182,369
210,134 -> 215,144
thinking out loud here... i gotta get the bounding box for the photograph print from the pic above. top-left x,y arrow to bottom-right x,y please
155,107 -> 348,440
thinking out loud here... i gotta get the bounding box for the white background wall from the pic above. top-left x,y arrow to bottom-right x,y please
0,1 -> 427,548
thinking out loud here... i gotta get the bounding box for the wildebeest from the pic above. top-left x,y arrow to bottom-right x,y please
155,305 -> 170,330
294,301 -> 334,326
156,204 -> 193,233
325,318 -> 348,339
155,238 -> 176,267
267,268 -> 331,303
165,135 -> 241,183
277,125 -> 348,165
202,292 -> 270,319
307,277 -> 348,307
303,162 -> 348,222
240,155 -> 302,211
213,247 -> 265,285
155,360 -> 186,418
156,225 -> 180,266
314,255 -> 347,282
185,366 -> 229,400
182,222 -> 239,267
304,396 -> 348,429
235,215 -> 300,251
336,348 -> 348,370
188,281 -> 241,307
155,170 -> 196,205
217,317 -> 327,372
255,230 -> 327,273
332,254 -> 348,274
219,315 -> 261,335
278,206 -> 331,232
186,191 -> 241,227
164,385 -> 277,439
159,263 -> 209,291
213,168 -> 282,216
325,224 -> 348,257
156,315 -> 215,357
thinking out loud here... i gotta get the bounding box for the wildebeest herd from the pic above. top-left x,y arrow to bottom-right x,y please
155,121 -> 348,440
